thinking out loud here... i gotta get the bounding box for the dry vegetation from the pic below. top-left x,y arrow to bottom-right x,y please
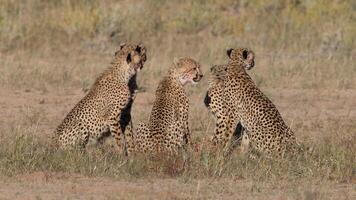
0,0 -> 355,199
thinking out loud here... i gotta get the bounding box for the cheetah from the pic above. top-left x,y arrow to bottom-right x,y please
54,43 -> 147,151
205,48 -> 298,157
204,55 -> 255,149
124,57 -> 203,155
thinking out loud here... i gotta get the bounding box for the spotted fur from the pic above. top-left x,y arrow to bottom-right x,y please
204,59 -> 255,149
124,58 -> 203,154
54,43 -> 147,151
205,48 -> 298,156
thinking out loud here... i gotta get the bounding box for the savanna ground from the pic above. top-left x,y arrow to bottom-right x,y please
0,0 -> 355,199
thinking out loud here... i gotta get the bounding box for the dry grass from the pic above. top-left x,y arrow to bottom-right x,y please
0,0 -> 355,91
0,122 -> 354,182
0,0 -> 355,199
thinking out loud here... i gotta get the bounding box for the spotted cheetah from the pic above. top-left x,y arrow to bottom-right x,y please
54,43 -> 147,151
124,58 -> 203,155
205,48 -> 298,157
204,55 -> 255,149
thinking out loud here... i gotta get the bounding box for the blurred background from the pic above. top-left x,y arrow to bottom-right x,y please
0,0 -> 354,91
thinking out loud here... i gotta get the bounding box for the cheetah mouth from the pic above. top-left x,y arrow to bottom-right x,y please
135,64 -> 143,72
192,76 -> 202,83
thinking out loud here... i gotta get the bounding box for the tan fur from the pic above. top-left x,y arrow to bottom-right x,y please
205,48 -> 298,157
124,58 -> 203,154
53,43 -> 147,151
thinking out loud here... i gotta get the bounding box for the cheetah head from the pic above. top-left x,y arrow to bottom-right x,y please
209,64 -> 228,81
114,43 -> 147,74
172,57 -> 203,85
226,48 -> 255,70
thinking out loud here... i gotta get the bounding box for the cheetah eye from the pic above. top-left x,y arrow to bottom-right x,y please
188,68 -> 197,72
242,50 -> 248,59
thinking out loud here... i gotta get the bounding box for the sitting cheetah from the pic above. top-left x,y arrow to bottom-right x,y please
54,43 -> 147,151
204,55 -> 255,148
124,58 -> 203,155
205,48 -> 298,157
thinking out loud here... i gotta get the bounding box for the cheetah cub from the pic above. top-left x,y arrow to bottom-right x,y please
54,43 -> 147,151
124,57 -> 203,155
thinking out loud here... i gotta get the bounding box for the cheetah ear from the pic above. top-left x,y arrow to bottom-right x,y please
136,43 -> 146,54
226,48 -> 233,58
247,50 -> 254,60
173,57 -> 180,68
126,52 -> 132,64
246,50 -> 255,68
135,45 -> 142,54
138,44 -> 147,63
120,43 -> 126,49
115,43 -> 126,56
242,49 -> 248,59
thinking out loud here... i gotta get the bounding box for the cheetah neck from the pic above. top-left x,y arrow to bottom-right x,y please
157,75 -> 185,95
168,69 -> 188,87
112,62 -> 135,83
226,62 -> 251,77
223,62 -> 255,89
171,76 -> 186,89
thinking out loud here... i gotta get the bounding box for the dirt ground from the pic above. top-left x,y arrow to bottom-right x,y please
0,87 -> 355,199
1,87 -> 356,139
0,172 -> 354,200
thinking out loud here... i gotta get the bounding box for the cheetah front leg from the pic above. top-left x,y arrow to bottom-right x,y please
183,117 -> 192,147
105,107 -> 125,154
108,118 -> 124,152
166,121 -> 191,171
222,111 -> 241,157
229,122 -> 250,154
134,122 -> 153,153
238,129 -> 250,155
205,85 -> 229,146
176,102 -> 193,153
106,91 -> 131,155
212,112 -> 229,146
123,120 -> 136,155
